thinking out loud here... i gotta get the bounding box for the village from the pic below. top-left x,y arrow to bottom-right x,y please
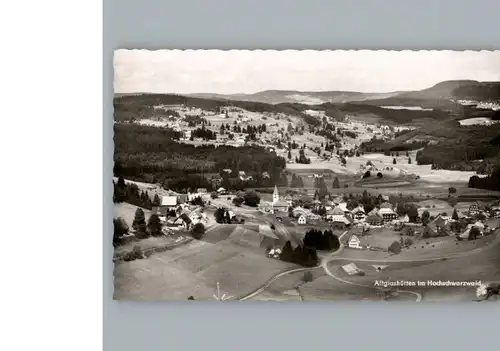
112,77 -> 500,302
113,173 -> 500,269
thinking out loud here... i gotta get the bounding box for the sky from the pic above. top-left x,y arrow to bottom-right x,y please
114,50 -> 500,94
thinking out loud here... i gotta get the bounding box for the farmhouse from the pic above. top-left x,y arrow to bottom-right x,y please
366,214 -> 384,226
298,215 -> 307,225
425,215 -> 450,236
348,235 -> 362,249
171,213 -> 192,230
469,203 -> 480,216
326,206 -> 345,221
330,215 -> 352,230
337,202 -> 352,216
378,208 -> 398,222
341,263 -> 361,275
352,206 -> 366,220
292,206 -> 307,217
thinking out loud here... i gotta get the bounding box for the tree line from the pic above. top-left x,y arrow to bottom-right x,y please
468,165 -> 500,191
279,241 -> 319,267
114,123 -> 286,185
303,229 -> 340,251
113,177 -> 157,210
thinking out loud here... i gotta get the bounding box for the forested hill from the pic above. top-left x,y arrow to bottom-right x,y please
113,123 -> 287,185
114,93 -> 324,126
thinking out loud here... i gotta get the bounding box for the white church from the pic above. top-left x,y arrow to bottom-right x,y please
259,185 -> 289,214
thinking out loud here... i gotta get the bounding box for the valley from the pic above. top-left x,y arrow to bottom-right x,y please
112,78 -> 500,302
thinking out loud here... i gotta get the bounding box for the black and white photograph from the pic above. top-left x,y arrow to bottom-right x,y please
112,49 -> 500,302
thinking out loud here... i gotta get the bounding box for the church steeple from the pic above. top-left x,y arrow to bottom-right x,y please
273,185 -> 280,203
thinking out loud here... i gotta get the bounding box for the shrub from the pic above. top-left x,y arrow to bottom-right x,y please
377,172 -> 383,178
448,187 -> 457,194
123,245 -> 143,261
243,190 -> 260,207
388,241 -> 402,254
191,223 -> 206,240
232,197 -> 244,206
132,208 -> 148,239
404,238 -> 413,246
147,214 -> 163,237
113,217 -> 129,245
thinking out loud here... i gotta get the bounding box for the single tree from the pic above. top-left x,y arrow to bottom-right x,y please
468,227 -> 480,241
243,190 -> 260,207
332,176 -> 340,188
147,214 -> 163,237
113,217 -> 129,245
388,241 -> 402,254
132,208 -> 148,238
280,241 -> 294,262
152,193 -> 161,207
421,210 -> 430,225
404,238 -> 413,246
407,205 -> 419,223
393,158 -> 397,165
191,223 -> 206,240
232,197 -> 243,207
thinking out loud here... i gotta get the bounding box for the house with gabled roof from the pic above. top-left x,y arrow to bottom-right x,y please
379,202 -> 393,209
351,205 -> 366,220
172,213 -> 192,230
348,235 -> 362,249
298,215 -> 307,225
326,206 -> 345,221
366,213 -> 384,226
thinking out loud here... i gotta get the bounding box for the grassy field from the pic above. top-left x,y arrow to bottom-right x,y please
113,202 -> 151,228
286,149 -> 481,184
356,228 -> 401,250
113,235 -> 190,257
113,223 -> 299,300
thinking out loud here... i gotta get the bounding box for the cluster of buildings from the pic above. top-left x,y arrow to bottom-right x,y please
151,192 -> 210,231
259,185 -> 402,229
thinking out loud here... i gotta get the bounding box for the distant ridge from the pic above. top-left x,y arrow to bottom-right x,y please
185,80 -> 500,105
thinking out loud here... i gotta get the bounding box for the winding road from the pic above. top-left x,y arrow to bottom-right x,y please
235,229 -> 500,302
